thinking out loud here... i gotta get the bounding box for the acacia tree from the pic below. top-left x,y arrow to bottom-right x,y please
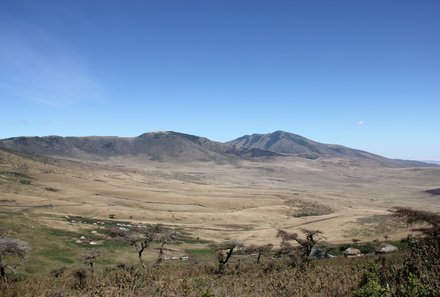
154,228 -> 178,266
244,243 -> 273,263
211,240 -> 244,274
82,249 -> 101,273
0,237 -> 30,281
105,224 -> 178,267
126,231 -> 153,268
276,229 -> 325,258
105,226 -> 152,268
296,229 -> 325,257
389,206 -> 439,236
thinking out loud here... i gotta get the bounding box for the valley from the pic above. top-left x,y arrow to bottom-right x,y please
1,133 -> 438,247
1,131 -> 439,296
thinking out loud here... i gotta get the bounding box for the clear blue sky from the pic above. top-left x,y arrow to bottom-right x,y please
1,1 -> 439,160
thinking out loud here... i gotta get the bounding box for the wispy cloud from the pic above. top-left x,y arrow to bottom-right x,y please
0,21 -> 103,107
356,120 -> 365,126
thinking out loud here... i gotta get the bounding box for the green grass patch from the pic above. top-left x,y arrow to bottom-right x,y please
0,208 -> 134,274
186,248 -> 215,255
0,171 -> 34,185
38,249 -> 76,264
43,227 -> 81,238
330,239 -> 408,256
100,239 -> 128,250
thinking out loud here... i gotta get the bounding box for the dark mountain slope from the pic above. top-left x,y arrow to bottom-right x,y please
0,130 -> 436,167
228,131 -> 435,167
0,132 -> 231,162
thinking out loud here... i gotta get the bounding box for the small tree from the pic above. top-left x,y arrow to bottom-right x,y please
244,243 -> 273,263
389,206 -> 439,236
154,228 -> 178,266
0,237 -> 30,281
82,249 -> 101,273
127,231 -> 153,268
276,229 -> 325,258
297,229 -> 325,257
212,240 -> 244,274
105,224 -> 178,267
105,226 -> 151,268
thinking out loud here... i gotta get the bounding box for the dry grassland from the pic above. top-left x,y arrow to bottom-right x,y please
1,149 -> 439,251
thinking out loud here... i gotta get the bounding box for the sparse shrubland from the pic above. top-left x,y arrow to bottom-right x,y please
0,207 -> 438,296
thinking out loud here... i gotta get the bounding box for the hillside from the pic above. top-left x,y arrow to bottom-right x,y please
0,130 -> 436,167
0,131 -> 232,163
228,130 -> 434,167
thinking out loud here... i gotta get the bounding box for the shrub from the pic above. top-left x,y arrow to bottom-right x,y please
353,264 -> 392,297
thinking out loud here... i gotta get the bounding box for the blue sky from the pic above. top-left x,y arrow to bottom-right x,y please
1,0 -> 439,160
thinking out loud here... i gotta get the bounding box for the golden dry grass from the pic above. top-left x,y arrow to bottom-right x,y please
1,148 -> 439,248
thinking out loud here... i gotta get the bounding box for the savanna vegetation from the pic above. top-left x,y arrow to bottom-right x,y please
0,207 -> 438,297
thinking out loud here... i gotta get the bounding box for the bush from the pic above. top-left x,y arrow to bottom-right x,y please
353,264 -> 392,297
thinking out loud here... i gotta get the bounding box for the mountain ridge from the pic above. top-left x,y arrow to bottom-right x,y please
0,130 -> 436,167
228,131 -> 435,167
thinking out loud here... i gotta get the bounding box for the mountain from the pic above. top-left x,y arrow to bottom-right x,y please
227,131 -> 435,167
0,130 -> 436,167
0,131 -> 231,162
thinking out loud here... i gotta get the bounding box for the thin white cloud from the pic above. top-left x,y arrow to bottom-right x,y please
0,21 -> 104,107
356,120 -> 365,126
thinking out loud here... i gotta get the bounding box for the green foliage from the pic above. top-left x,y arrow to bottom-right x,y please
357,243 -> 376,254
353,264 -> 392,297
398,272 -> 431,297
393,236 -> 440,296
358,208 -> 440,296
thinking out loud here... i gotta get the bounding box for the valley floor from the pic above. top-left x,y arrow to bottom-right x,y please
1,149 -> 439,246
